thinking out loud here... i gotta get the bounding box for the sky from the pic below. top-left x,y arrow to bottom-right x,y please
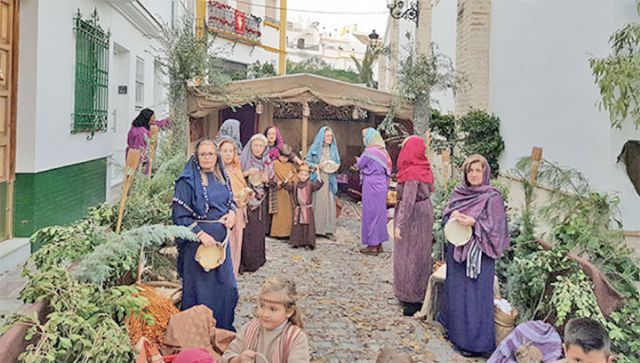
287,0 -> 389,36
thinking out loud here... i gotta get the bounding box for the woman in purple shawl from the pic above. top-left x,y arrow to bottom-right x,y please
357,128 -> 391,256
439,154 -> 510,357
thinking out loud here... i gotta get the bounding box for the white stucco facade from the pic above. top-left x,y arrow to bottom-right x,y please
490,0 -> 640,231
17,0 -> 173,182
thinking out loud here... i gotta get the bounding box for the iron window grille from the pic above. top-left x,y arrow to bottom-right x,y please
72,9 -> 110,135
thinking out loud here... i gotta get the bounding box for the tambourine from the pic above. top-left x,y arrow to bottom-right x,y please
248,172 -> 264,187
194,221 -> 231,272
234,187 -> 255,208
322,160 -> 340,173
444,218 -> 473,247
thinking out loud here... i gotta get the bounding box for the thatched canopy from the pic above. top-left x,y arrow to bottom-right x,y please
187,73 -> 413,120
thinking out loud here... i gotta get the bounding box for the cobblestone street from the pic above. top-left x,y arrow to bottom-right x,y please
235,202 -> 483,363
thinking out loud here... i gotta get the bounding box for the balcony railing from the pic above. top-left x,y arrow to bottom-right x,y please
206,1 -> 262,43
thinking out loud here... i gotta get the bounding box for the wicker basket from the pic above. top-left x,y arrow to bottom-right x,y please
495,306 -> 518,346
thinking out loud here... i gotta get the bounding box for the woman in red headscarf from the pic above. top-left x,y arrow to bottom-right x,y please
393,135 -> 435,316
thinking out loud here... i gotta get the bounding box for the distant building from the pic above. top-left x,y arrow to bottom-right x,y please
287,19 -> 369,72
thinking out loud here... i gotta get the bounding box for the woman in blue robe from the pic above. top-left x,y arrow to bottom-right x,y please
172,138 -> 238,331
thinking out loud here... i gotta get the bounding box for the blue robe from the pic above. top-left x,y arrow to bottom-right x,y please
172,173 -> 238,331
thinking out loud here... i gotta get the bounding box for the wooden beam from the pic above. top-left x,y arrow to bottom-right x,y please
301,101 -> 310,156
530,146 -> 543,184
442,149 -> 451,191
116,150 -> 141,234
147,125 -> 159,177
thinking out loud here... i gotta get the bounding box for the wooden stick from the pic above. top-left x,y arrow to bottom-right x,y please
116,149 -> 141,234
147,125 -> 159,178
442,149 -> 451,191
530,146 -> 543,184
301,101 -> 310,156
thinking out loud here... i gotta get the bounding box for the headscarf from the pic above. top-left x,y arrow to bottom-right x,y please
240,134 -> 273,210
217,138 -> 247,196
306,126 -> 341,195
442,154 -> 509,278
240,134 -> 270,171
264,125 -> 284,161
173,140 -> 233,219
396,135 -> 434,185
363,127 -> 385,149
361,128 -> 392,174
215,119 -> 242,151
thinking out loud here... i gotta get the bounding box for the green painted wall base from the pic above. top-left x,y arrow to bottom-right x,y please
14,158 -> 107,240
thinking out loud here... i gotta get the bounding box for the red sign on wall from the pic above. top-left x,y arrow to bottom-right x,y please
234,10 -> 245,35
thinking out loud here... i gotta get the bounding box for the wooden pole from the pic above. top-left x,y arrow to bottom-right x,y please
147,125 -> 159,178
116,149 -> 141,234
442,149 -> 451,191
301,101 -> 310,156
530,146 -> 543,184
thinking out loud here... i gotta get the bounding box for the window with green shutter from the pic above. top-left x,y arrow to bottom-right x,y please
73,9 -> 110,135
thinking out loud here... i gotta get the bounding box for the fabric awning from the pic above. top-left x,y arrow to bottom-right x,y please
187,73 -> 414,120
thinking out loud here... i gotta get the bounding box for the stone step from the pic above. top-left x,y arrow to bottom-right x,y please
0,238 -> 30,276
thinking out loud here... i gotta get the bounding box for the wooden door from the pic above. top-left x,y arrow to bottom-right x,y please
0,0 -> 17,240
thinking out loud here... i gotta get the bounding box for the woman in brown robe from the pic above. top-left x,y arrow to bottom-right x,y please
393,136 -> 435,316
284,164 -> 323,249
270,145 -> 296,238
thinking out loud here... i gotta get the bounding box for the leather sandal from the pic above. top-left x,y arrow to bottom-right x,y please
359,247 -> 379,256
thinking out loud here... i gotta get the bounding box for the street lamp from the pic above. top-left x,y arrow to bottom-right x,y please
368,29 -> 390,55
387,0 -> 419,23
368,29 -> 380,48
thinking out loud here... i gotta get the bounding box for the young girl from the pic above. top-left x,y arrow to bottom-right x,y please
270,145 -> 296,239
283,164 -> 324,250
222,276 -> 310,363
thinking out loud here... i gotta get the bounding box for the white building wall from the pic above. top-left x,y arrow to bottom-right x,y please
490,0 -> 640,230
431,0 -> 456,113
17,0 -> 171,203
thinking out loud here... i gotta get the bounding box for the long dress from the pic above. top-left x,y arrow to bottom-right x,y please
358,149 -> 389,247
285,179 -> 323,248
240,185 -> 269,273
230,205 -> 246,277
440,244 -> 496,353
270,160 -> 296,238
172,174 -> 238,331
439,186 -> 509,354
313,146 -> 337,236
393,181 -> 433,303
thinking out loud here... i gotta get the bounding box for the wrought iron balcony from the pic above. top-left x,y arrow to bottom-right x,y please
206,0 -> 262,43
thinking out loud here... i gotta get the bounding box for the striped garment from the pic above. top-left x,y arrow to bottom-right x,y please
243,319 -> 301,363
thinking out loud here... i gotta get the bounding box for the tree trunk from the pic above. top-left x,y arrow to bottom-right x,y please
413,93 -> 431,136
169,83 -> 188,156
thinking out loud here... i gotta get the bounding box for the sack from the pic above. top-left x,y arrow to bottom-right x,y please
495,306 -> 518,346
